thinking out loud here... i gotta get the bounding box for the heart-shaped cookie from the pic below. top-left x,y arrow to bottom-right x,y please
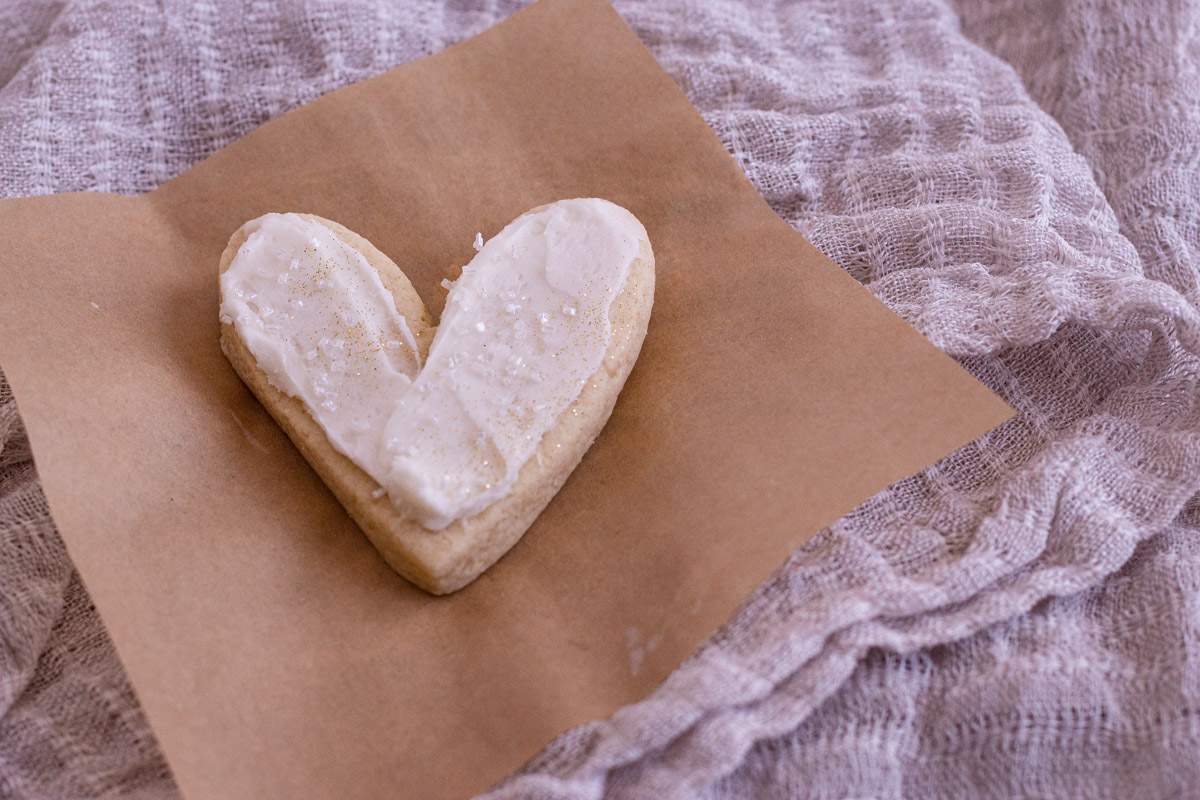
219,199 -> 654,594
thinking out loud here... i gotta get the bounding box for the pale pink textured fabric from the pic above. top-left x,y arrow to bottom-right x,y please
3,1 -> 1199,798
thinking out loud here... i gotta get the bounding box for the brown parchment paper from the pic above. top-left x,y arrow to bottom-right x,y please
0,0 -> 1014,797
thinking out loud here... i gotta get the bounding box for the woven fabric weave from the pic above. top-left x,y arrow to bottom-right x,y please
2,1 -> 1198,797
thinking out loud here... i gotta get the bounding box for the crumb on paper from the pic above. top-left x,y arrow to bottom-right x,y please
472,232 -> 484,252
624,626 -> 664,678
625,626 -> 644,677
371,487 -> 387,499
90,302 -> 100,310
229,409 -> 269,453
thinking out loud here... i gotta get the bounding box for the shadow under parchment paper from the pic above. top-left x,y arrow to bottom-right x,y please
0,0 -> 1013,798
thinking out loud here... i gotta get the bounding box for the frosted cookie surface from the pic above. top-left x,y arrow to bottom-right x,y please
220,200 -> 643,530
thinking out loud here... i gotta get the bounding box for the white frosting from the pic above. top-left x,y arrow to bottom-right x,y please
220,199 -> 642,530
